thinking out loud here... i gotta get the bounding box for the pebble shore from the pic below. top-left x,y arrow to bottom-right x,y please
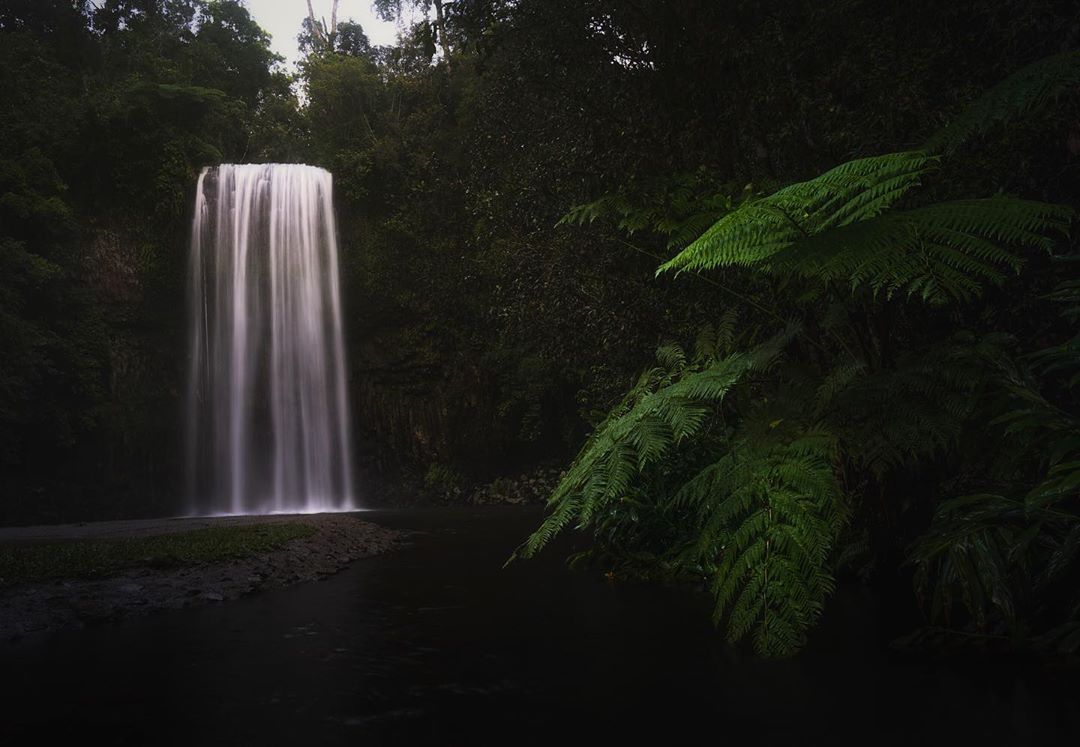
0,514 -> 399,640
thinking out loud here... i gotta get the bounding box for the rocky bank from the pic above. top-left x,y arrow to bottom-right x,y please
0,514 -> 399,640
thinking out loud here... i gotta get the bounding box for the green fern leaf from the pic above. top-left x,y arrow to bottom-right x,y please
926,51 -> 1080,154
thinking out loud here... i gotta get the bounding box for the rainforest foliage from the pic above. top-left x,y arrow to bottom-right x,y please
2,0 -> 1080,657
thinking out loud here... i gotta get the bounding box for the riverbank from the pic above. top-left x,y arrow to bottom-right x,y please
0,513 -> 398,639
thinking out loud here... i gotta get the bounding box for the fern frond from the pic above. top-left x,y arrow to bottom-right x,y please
926,51 -> 1080,154
825,337 -> 1005,476
696,434 -> 845,657
910,491 -> 1080,633
657,151 -> 937,275
510,330 -> 794,562
779,197 -> 1069,302
693,308 -> 742,363
658,151 -> 1070,304
557,194 -> 635,229
557,172 -> 744,249
814,361 -> 866,415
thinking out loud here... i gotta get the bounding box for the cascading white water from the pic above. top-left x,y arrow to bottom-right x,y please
185,164 -> 355,515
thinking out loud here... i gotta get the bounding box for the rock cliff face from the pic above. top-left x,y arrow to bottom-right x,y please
84,228 -> 142,305
350,360 -> 575,506
347,314 -> 584,504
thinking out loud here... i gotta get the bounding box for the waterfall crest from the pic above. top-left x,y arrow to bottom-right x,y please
186,164 -> 355,515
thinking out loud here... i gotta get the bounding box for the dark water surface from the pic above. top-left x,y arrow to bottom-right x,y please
2,507 -> 1078,745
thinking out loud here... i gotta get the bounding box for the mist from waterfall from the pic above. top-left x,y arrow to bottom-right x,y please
186,164 -> 355,515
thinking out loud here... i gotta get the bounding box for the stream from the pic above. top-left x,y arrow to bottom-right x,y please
2,507 -> 1078,745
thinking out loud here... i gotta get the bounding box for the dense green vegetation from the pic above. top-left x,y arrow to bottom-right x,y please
1,0 -> 286,522
3,0 -> 1080,657
516,138 -> 1080,656
0,522 -> 314,586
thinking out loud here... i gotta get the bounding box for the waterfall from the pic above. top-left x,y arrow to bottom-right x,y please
186,164 -> 356,515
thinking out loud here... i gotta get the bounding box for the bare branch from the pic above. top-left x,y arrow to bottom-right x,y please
306,0 -> 326,46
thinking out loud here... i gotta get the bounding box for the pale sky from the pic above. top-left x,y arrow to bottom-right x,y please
244,0 -> 405,69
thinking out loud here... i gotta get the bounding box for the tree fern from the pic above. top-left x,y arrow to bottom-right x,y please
910,493 -> 1033,632
656,152 -> 934,271
524,55 -> 1077,658
658,152 -> 1071,304
525,146 -> 1069,654
511,327 -> 796,561
513,325 -> 854,657
926,51 -> 1080,154
910,490 -> 1080,641
823,335 -> 1009,476
910,280 -> 1080,647
674,427 -> 845,657
557,171 -> 748,250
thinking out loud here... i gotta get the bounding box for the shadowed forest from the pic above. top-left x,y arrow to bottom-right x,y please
4,0 -> 1080,663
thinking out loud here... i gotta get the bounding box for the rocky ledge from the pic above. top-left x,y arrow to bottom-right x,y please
0,514 -> 398,640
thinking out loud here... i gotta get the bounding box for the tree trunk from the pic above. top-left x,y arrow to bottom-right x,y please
433,0 -> 452,70
306,0 -> 340,52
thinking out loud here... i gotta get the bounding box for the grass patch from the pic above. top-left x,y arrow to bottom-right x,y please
0,523 -> 316,587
